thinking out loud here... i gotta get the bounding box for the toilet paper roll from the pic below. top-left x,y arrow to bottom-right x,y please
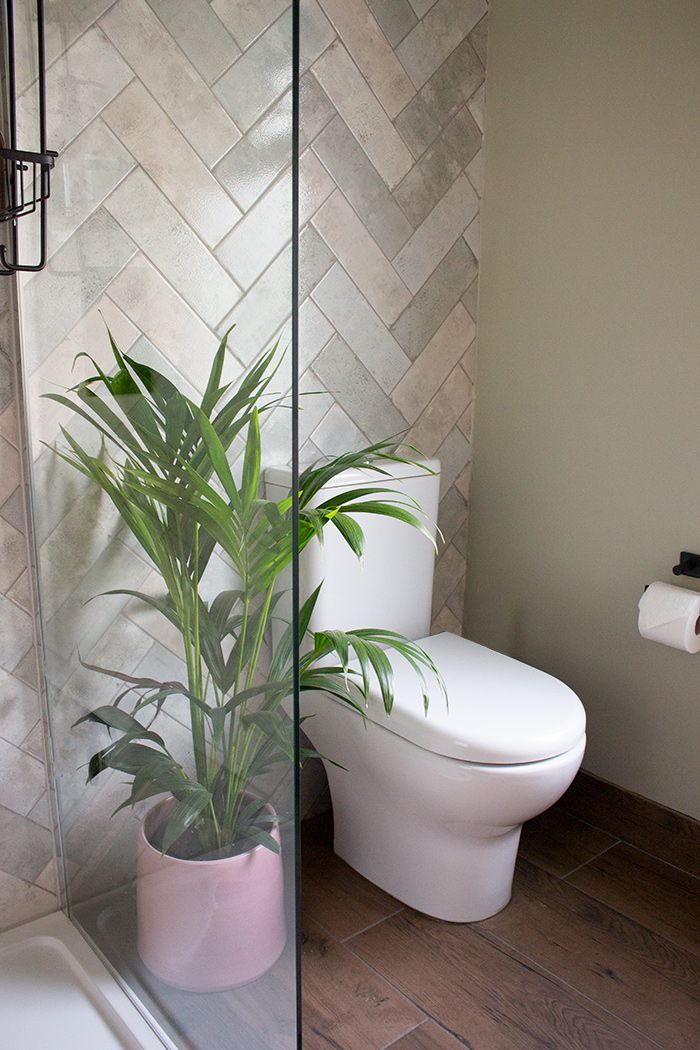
638,581 -> 700,652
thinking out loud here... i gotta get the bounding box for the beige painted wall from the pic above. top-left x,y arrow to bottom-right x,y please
464,0 -> 700,818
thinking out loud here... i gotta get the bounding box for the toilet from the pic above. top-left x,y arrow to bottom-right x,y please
266,460 -> 586,923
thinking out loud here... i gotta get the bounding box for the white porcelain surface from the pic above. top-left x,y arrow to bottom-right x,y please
266,459 -> 586,921
0,911 -> 168,1049
266,459 -> 441,642
357,631 -> 586,764
302,689 -> 585,922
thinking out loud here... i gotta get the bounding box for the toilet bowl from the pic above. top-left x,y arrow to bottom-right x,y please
300,631 -> 585,922
265,460 -> 586,922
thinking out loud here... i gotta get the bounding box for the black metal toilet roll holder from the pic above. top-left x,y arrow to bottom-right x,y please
672,552 -> 700,579
642,552 -> 700,593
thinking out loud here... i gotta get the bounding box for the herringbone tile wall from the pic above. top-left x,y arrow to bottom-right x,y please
0,0 -> 487,923
298,0 -> 486,636
0,287 -> 58,930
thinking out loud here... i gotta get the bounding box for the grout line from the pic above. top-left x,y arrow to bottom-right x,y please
379,1020 -> 426,1050
102,166 -> 244,313
557,806 -> 700,880
345,933 -> 476,1049
342,938 -> 435,1030
341,906 -> 405,944
621,842 -> 700,881
470,924 -> 668,1050
559,840 -> 622,881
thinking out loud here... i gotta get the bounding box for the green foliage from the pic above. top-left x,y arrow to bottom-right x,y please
47,332 -> 446,858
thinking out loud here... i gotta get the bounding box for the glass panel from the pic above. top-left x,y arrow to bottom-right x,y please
16,1 -> 300,1047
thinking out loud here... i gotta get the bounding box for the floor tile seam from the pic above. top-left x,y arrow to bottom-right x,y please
378,1016 -> 474,1050
469,923 -> 668,1050
558,840 -> 622,880
341,933 -> 435,1027
554,821 -> 700,881
558,805 -> 700,876
554,806 -> 623,840
378,1019 -> 426,1050
561,838 -> 700,890
301,909 -> 338,946
342,932 -> 482,1049
555,872 -> 700,961
521,859 -> 700,964
608,841 -> 700,882
303,905 -> 407,956
340,906 -> 406,943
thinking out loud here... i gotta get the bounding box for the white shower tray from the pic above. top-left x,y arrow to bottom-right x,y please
0,911 -> 170,1050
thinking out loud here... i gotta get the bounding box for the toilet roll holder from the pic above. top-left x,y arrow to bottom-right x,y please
642,552 -> 700,593
672,551 -> 700,580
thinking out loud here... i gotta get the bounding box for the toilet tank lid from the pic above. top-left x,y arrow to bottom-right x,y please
353,632 -> 586,765
265,458 -> 440,492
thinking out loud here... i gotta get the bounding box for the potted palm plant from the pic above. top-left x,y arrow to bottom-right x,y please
47,332 -> 444,991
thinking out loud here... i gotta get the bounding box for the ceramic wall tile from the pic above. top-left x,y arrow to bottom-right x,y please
146,0 -> 240,85
0,518 -> 27,594
311,402 -> 368,458
312,117 -> 414,256
20,209 -> 136,371
0,670 -> 41,748
220,244 -> 293,363
408,0 -> 439,18
312,42 -> 414,189
397,0 -> 486,90
313,334 -> 408,441
407,364 -> 473,457
393,174 -> 479,292
0,595 -> 34,673
0,806 -> 54,883
211,0 -> 290,50
312,264 -> 410,392
214,13 -> 293,132
0,738 -> 47,818
311,190 -> 411,325
17,27 -> 133,154
14,0 -> 115,93
318,0 -> 415,119
367,0 -> 418,49
103,81 -> 242,248
108,255 -> 221,392
215,91 -> 292,210
47,120 -> 135,258
104,168 -> 242,326
100,0 -> 240,166
392,239 -> 478,360
392,304 -> 475,423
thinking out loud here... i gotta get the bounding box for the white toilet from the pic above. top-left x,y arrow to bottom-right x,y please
266,460 -> 586,922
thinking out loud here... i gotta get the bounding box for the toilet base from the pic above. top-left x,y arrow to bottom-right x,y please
308,702 -> 586,924
334,810 -> 521,922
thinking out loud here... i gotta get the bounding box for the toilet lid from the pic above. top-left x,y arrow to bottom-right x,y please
356,632 -> 586,764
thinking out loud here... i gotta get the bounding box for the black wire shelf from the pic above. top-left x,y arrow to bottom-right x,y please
0,0 -> 58,273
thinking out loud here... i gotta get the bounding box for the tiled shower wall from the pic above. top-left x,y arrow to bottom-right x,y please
297,0 -> 486,634
0,0 -> 487,925
0,293 -> 57,930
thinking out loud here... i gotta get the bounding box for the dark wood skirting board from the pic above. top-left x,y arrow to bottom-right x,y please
555,770 -> 700,876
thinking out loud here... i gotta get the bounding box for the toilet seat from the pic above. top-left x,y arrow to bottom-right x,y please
351,632 -> 586,766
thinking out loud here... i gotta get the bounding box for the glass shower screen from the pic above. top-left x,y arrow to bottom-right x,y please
16,1 -> 301,1046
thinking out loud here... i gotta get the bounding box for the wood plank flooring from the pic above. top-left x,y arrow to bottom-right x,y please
301,808 -> 700,1049
557,772 -> 700,876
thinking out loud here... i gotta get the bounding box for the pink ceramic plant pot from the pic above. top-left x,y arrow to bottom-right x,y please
136,797 -> 286,992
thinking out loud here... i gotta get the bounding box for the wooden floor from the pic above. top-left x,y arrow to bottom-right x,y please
301,805 -> 700,1049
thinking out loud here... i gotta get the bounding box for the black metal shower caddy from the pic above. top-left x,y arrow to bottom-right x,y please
0,0 -> 57,273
